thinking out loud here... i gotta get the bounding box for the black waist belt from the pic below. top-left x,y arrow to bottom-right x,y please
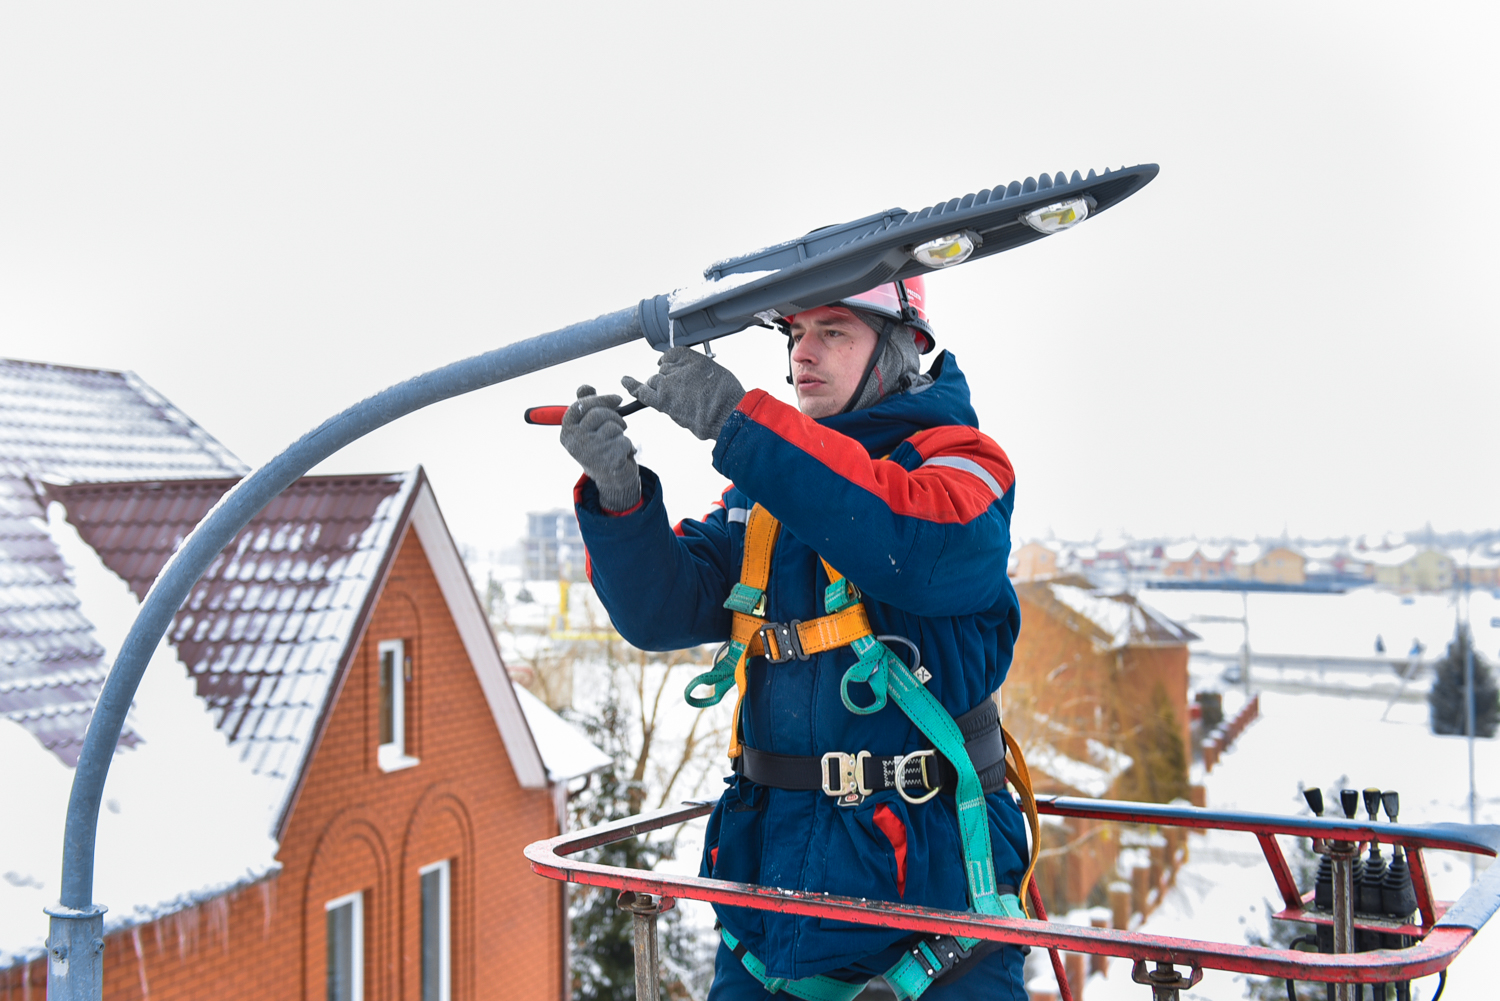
733,699 -> 1007,803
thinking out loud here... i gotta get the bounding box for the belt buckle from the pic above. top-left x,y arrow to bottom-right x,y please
893,750 -> 940,805
821,750 -> 874,806
759,620 -> 808,664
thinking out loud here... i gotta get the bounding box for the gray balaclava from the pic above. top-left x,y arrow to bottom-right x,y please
844,311 -> 932,412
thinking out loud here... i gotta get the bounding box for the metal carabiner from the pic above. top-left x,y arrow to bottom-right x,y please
876,635 -> 932,684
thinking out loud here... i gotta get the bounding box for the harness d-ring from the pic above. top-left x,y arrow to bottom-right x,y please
893,750 -> 940,805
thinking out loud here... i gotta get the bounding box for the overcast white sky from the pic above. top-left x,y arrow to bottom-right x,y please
3,3 -> 1495,557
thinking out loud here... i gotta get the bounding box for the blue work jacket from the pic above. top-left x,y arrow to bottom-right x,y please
574,352 -> 1028,981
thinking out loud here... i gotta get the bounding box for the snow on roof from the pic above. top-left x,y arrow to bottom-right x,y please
513,685 -> 611,782
1451,549 -> 1500,570
0,358 -> 246,484
47,472 -> 419,794
0,360 -> 246,765
1025,739 -> 1134,798
1161,541 -> 1197,561
1041,579 -> 1199,649
1233,542 -> 1265,565
2,507 -> 280,968
1360,544 -> 1420,568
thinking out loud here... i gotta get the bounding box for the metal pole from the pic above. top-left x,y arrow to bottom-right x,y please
49,302 -> 649,1000
1331,842 -> 1358,1001
42,905 -> 105,1001
1130,960 -> 1203,1000
617,891 -> 671,1001
1242,590 -> 1252,697
1464,569 -> 1477,884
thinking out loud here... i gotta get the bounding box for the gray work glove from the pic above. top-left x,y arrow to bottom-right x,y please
621,346 -> 746,442
560,385 -> 642,512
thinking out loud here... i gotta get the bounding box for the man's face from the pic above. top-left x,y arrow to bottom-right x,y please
788,306 -> 878,418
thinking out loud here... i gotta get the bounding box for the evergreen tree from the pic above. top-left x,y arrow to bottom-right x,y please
566,685 -> 713,1001
1245,838 -> 1321,1001
1122,683 -> 1189,804
1428,625 -> 1500,738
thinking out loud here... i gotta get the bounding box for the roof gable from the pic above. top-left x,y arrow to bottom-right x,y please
47,468 -> 551,833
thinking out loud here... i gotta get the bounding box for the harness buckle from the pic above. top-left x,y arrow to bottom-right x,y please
759,620 -> 809,664
821,750 -> 874,806
910,935 -> 973,980
892,750 -> 940,805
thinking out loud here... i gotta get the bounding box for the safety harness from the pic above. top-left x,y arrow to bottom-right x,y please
685,504 -> 1044,1000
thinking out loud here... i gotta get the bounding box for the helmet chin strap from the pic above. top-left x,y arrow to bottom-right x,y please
836,316 -> 895,416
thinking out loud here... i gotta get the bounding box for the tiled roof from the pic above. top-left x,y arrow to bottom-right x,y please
49,473 -> 416,786
1019,576 -> 1200,650
0,359 -> 247,764
0,358 -> 245,482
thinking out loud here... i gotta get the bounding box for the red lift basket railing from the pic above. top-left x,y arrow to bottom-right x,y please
526,795 -> 1500,1001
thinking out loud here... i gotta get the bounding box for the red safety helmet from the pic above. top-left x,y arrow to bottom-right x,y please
781,276 -> 935,354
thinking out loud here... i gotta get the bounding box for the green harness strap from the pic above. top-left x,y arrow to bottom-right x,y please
719,928 -> 867,1001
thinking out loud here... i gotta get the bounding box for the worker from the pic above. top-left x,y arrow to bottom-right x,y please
561,277 -> 1032,1000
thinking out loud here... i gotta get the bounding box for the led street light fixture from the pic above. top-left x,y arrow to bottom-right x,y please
640,164 -> 1158,350
1020,196 -> 1094,235
910,231 -> 979,269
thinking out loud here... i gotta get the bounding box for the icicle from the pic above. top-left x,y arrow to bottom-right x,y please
131,927 -> 151,1000
259,878 -> 277,939
22,958 -> 31,1001
207,896 -> 231,955
152,917 -> 165,957
175,905 -> 202,962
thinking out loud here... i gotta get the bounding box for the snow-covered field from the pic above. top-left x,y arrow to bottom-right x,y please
1142,588 -> 1499,667
1073,689 -> 1498,1001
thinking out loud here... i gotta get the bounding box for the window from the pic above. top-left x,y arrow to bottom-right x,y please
325,892 -> 363,1001
420,860 -> 451,1001
378,639 -> 418,771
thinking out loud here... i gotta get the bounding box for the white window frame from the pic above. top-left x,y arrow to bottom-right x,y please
325,891 -> 364,1001
419,860 -> 452,1001
377,638 -> 419,771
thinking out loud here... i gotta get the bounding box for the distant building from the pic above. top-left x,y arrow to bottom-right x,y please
1453,550 -> 1500,589
1365,546 -> 1455,592
523,509 -> 586,582
1162,542 -> 1235,581
1010,540 -> 1060,581
1235,545 -> 1307,585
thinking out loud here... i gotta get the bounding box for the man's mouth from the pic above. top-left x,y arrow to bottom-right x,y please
795,373 -> 826,390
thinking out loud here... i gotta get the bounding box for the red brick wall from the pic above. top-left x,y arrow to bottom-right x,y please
57,528 -> 564,1001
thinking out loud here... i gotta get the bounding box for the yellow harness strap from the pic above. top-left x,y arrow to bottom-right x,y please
1002,726 -> 1042,916
723,505 -> 779,757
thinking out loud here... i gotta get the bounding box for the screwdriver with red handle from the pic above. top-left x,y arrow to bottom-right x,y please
523,399 -> 646,426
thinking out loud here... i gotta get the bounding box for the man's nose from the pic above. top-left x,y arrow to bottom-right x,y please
790,334 -> 818,365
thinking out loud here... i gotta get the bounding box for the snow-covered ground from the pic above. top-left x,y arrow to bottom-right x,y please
1141,588 -> 1499,666
1071,689 -> 1499,1001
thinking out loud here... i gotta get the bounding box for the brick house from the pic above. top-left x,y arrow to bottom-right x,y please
1003,575 -> 1197,912
1,360 -> 606,999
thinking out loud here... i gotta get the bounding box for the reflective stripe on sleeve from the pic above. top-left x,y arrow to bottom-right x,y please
918,455 -> 1004,499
